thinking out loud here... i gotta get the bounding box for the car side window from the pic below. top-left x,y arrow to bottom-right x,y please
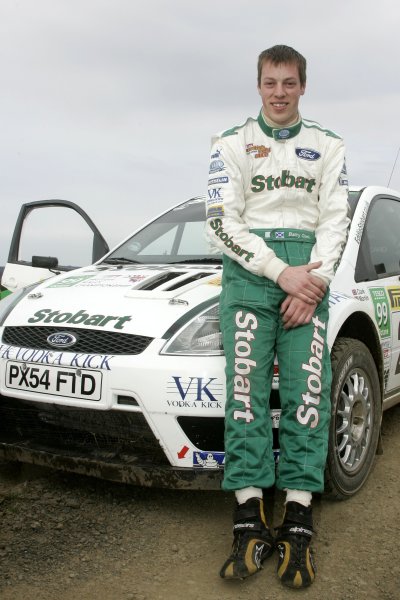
359,197 -> 400,279
17,207 -> 96,267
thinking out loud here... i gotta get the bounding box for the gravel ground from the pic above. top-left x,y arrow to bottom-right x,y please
0,404 -> 399,600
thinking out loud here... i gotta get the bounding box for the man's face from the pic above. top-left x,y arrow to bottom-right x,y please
258,60 -> 305,126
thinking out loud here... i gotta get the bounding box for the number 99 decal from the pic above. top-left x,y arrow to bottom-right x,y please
370,288 -> 391,338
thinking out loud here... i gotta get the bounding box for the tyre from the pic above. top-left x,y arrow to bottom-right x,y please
325,337 -> 382,499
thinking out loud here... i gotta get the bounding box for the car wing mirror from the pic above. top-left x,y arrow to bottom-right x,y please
32,255 -> 59,270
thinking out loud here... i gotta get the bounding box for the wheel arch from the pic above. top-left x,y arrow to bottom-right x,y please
331,311 -> 384,401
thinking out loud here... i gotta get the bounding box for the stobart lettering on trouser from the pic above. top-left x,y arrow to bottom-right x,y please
209,219 -> 255,262
233,311 -> 258,422
297,315 -> 326,429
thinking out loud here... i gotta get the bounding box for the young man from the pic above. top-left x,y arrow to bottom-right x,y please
205,45 -> 349,588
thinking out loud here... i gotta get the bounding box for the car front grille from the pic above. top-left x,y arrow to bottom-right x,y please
2,326 -> 153,355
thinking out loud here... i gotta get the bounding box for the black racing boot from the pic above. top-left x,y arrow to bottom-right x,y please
275,501 -> 315,588
220,497 -> 274,580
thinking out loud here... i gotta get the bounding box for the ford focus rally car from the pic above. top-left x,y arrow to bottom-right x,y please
1,187 -> 400,498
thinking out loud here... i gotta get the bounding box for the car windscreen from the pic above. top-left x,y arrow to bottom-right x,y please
102,198 -> 222,266
348,190 -> 363,220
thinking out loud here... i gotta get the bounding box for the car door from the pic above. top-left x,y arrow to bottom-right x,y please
1,200 -> 109,297
355,192 -> 400,398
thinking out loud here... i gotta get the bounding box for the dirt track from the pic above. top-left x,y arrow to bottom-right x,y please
0,404 -> 399,600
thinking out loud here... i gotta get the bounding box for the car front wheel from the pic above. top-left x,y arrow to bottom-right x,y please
325,337 -> 382,499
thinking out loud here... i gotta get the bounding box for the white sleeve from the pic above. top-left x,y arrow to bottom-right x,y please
205,135 -> 287,282
309,137 -> 350,284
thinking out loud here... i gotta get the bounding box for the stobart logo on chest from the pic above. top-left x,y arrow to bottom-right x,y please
251,169 -> 316,193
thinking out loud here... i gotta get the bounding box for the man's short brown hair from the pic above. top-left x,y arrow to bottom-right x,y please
257,45 -> 307,87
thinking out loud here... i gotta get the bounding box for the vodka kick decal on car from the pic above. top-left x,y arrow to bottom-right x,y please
167,376 -> 224,409
0,344 -> 115,370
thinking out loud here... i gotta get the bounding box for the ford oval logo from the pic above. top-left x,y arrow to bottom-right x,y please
47,332 -> 78,348
295,147 -> 321,161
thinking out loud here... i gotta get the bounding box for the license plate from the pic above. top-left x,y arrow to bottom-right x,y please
5,361 -> 102,400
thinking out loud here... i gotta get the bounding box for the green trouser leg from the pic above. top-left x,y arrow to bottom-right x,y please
275,294 -> 331,491
220,234 -> 331,493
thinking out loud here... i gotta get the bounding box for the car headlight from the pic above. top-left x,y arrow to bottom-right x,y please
0,283 -> 40,326
161,303 -> 223,355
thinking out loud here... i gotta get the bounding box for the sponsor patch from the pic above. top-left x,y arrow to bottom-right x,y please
207,205 -> 224,218
209,218 -> 254,262
209,160 -> 225,174
246,143 -> 271,158
251,170 -> 316,193
207,187 -> 223,201
295,147 -> 321,161
277,129 -> 290,139
208,176 -> 229,185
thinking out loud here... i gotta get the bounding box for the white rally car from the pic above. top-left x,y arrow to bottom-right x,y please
1,187 -> 400,498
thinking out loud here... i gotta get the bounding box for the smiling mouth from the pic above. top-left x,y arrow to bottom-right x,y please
271,103 -> 288,108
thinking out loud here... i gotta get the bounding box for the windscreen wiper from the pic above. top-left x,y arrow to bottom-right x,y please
101,257 -> 141,264
168,258 -> 222,265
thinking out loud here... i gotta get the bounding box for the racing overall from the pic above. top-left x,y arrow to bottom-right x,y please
206,112 -> 349,493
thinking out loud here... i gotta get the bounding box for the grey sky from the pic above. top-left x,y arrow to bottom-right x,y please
1,0 -> 400,266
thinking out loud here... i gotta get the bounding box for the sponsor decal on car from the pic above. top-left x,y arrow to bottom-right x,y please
27,308 -> 132,329
328,291 -> 349,307
166,376 -> 223,409
352,288 -> 369,302
354,202 -> 369,244
47,332 -> 78,348
381,339 -> 391,368
0,344 -> 114,370
370,287 -> 391,338
387,286 -> 400,311
206,276 -> 222,286
193,451 -> 225,468
49,275 -> 96,288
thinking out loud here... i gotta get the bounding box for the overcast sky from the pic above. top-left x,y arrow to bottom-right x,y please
1,0 -> 400,266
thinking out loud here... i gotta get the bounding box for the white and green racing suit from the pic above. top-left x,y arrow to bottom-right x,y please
206,112 -> 349,492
